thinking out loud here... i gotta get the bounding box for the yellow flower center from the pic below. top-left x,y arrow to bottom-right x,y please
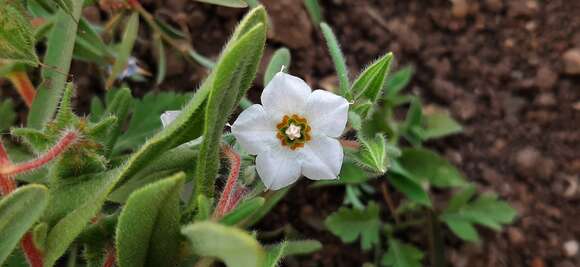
276,114 -> 311,150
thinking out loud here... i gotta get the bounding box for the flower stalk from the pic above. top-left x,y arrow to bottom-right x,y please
213,145 -> 242,219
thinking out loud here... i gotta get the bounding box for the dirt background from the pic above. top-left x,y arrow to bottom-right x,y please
1,0 -> 579,266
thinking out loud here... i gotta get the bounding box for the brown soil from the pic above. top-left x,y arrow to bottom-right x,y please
2,0 -> 579,266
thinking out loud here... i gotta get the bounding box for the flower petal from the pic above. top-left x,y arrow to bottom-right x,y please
261,72 -> 311,121
304,90 -> 349,138
160,110 -> 182,128
300,135 -> 343,180
256,147 -> 301,190
231,104 -> 278,155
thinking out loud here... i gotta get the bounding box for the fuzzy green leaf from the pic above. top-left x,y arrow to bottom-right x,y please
385,66 -> 413,99
325,202 -> 381,250
0,99 -> 16,132
381,239 -> 423,267
194,0 -> 248,7
0,185 -> 48,265
320,22 -> 351,100
27,0 -> 82,129
387,172 -> 431,207
105,12 -> 139,89
263,240 -> 322,267
263,242 -> 286,267
153,34 -> 166,85
181,221 -> 266,267
421,111 -> 463,140
220,197 -> 265,226
116,173 -> 185,267
441,186 -> 517,242
0,0 -> 39,65
102,87 -> 133,154
303,0 -> 322,27
263,47 -> 291,85
352,53 -> 393,101
397,148 -> 465,188
354,134 -> 389,174
195,12 -> 266,198
244,187 -> 289,226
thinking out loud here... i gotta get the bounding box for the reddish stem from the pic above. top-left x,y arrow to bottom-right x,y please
102,245 -> 116,267
20,230 -> 44,267
340,139 -> 360,149
213,145 -> 241,219
0,131 -> 79,177
7,71 -> 36,108
224,186 -> 248,213
0,142 -> 15,197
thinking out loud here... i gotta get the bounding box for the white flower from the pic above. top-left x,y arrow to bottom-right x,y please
232,72 -> 349,190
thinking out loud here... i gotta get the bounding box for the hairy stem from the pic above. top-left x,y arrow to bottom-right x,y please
102,245 -> 116,267
0,131 -> 79,176
21,233 -> 43,267
213,145 -> 241,219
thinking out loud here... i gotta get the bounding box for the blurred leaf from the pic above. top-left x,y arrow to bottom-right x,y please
264,47 -> 291,85
220,197 -> 265,226
113,91 -> 190,154
153,34 -> 166,85
105,12 -> 139,89
263,242 -> 286,267
311,161 -> 371,187
0,99 -> 16,132
387,173 -> 431,207
244,187 -> 289,226
27,0 -> 82,129
352,52 -> 393,101
320,22 -> 351,100
354,134 -> 389,174
53,0 -> 72,14
303,0 -> 322,27
194,0 -> 248,8
397,148 -> 465,188
421,111 -> 462,140
0,185 -> 48,265
0,0 -> 39,65
385,66 -> 413,99
181,221 -> 266,267
325,202 -> 381,250
263,240 -> 322,267
195,8 -> 267,198
381,239 -> 423,267
441,186 -> 517,242
116,173 -> 185,267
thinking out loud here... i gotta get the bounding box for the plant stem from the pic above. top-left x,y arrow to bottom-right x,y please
213,145 -> 241,219
102,245 -> 116,267
0,131 -> 79,176
381,182 -> 400,224
7,71 -> 36,107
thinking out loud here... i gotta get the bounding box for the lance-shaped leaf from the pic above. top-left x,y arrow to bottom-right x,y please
421,111 -> 463,140
304,0 -> 323,27
264,47 -> 291,85
0,0 -> 39,65
27,0 -> 82,129
353,134 -> 389,174
351,52 -> 393,101
385,66 -> 413,100
397,148 -> 465,188
195,12 -> 267,198
381,239 -> 423,267
181,221 -> 266,267
0,99 -> 16,132
194,0 -> 248,7
325,202 -> 381,250
116,173 -> 185,267
0,185 -> 48,265
320,22 -> 351,100
220,197 -> 265,226
105,12 -> 139,89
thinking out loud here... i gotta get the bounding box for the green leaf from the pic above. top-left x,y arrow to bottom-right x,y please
194,0 -> 248,7
263,242 -> 286,267
385,66 -> 413,99
352,53 -> 393,101
220,197 -> 265,226
194,195 -> 213,221
105,12 -> 139,89
381,239 -> 423,267
181,221 -> 266,267
397,148 -> 465,188
441,186 -> 517,242
0,185 -> 48,265
116,173 -> 185,267
0,99 -> 16,132
320,22 -> 351,100
0,0 -> 39,65
195,11 -> 267,198
53,0 -> 73,14
303,0 -> 322,27
27,0 -> 82,129
354,134 -> 389,174
264,47 -> 291,85
244,187 -> 289,226
325,202 -> 381,250
153,34 -> 166,85
113,91 -> 190,154
263,240 -> 322,267
387,173 -> 431,207
421,111 -> 463,140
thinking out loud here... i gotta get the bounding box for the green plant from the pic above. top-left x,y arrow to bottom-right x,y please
0,1 -> 516,267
